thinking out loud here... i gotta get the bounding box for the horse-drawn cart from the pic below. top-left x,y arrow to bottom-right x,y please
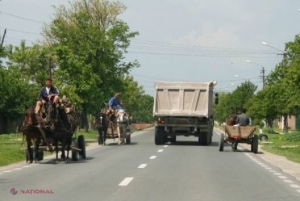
96,108 -> 131,145
24,134 -> 86,162
21,97 -> 85,163
219,125 -> 258,153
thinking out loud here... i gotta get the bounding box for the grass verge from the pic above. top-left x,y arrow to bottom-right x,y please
0,127 -> 145,167
261,133 -> 300,164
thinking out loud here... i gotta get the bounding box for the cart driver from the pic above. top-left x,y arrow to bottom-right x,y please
236,108 -> 250,126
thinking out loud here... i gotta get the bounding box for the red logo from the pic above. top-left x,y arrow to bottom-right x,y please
10,188 -> 18,195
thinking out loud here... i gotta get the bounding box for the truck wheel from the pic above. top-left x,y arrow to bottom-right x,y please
252,134 -> 258,154
199,133 -> 209,146
170,136 -> 176,143
219,133 -> 224,151
155,126 -> 164,145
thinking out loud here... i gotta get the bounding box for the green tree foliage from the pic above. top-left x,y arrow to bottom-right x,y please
0,67 -> 35,133
214,81 -> 257,124
6,41 -> 50,86
43,0 -> 139,130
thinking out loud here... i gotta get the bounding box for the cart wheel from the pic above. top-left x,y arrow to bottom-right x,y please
170,135 -> 176,143
78,135 -> 86,159
71,150 -> 79,161
126,134 -> 131,144
259,134 -> 269,142
252,134 -> 258,154
34,150 -> 44,161
219,133 -> 224,152
71,139 -> 78,161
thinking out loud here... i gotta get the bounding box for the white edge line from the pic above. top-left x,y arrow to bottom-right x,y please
3,170 -> 12,173
278,176 -> 287,179
12,168 -> 22,171
290,184 -> 300,188
119,177 -> 134,186
283,180 -> 293,183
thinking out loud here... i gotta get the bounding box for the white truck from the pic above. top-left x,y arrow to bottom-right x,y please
153,81 -> 218,145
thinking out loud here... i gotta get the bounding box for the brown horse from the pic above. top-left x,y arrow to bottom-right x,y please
21,100 -> 78,163
21,106 -> 47,163
226,107 -> 238,126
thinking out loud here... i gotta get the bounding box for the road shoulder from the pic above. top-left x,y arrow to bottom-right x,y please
214,127 -> 300,181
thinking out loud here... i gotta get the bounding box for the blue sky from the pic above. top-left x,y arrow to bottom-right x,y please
1,0 -> 300,95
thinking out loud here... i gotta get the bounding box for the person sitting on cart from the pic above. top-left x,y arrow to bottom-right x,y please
108,92 -> 124,110
35,78 -> 60,121
236,108 -> 250,126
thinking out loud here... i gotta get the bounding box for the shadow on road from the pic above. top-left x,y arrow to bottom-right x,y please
38,156 -> 95,165
168,141 -> 219,147
106,142 -> 138,146
220,143 -> 265,154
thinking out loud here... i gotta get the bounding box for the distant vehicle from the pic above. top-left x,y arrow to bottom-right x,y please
153,81 -> 218,145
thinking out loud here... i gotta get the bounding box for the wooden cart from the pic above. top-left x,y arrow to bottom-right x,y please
23,134 -> 86,162
219,125 -> 258,153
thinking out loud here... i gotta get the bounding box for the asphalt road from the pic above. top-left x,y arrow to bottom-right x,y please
1,128 -> 300,201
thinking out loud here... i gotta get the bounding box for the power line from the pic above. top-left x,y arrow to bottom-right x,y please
127,50 -> 279,58
0,11 -> 44,24
0,27 -> 40,36
131,39 -> 277,52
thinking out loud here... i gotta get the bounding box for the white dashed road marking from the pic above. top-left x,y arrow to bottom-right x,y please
278,176 -> 287,179
163,145 -> 168,148
119,177 -> 134,186
149,156 -> 157,159
3,171 -> 11,173
12,168 -> 22,171
158,149 -> 163,153
23,166 -> 30,168
138,164 -> 147,169
284,180 -> 293,183
290,184 -> 300,188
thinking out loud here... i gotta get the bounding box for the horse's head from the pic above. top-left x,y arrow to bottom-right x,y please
96,111 -> 108,128
22,107 -> 35,127
116,109 -> 129,123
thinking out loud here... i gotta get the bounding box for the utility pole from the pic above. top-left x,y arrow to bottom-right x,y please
0,29 -> 7,48
260,67 -> 266,88
48,56 -> 52,79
